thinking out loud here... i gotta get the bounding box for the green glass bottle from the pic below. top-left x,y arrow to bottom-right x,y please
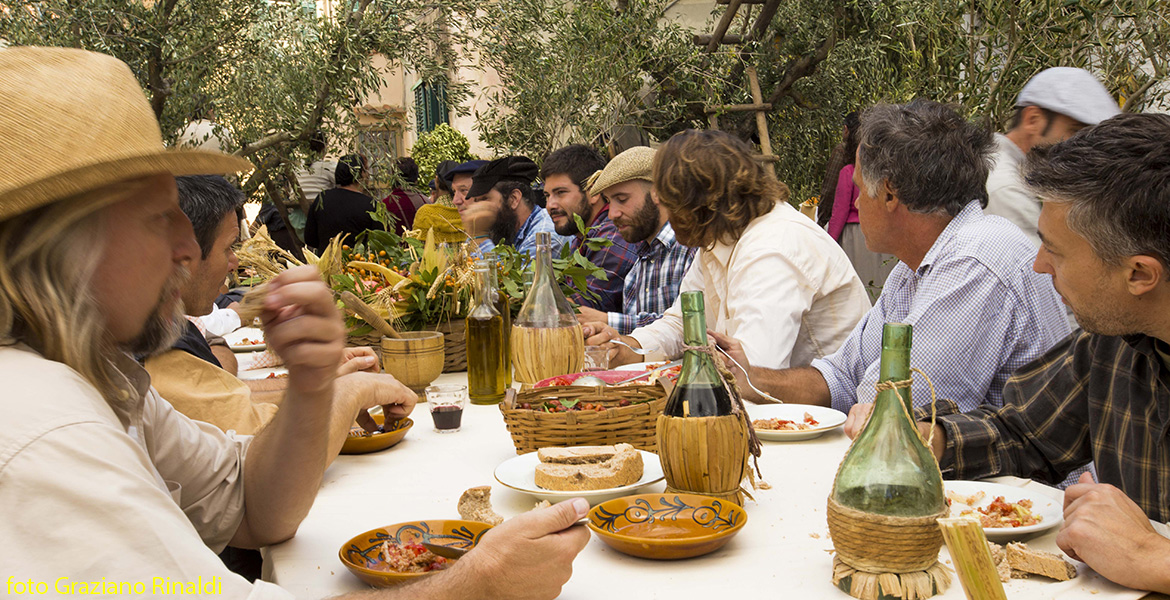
663,291 -> 732,418
466,260 -> 506,404
831,323 -> 945,517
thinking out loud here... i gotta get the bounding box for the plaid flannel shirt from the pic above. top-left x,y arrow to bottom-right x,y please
937,331 -> 1170,522
607,222 -> 697,334
569,206 -> 640,313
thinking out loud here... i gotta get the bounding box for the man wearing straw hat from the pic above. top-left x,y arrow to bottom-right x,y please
0,47 -> 587,599
575,146 -> 697,334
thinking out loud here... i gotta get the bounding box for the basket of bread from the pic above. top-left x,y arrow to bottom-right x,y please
498,378 -> 669,455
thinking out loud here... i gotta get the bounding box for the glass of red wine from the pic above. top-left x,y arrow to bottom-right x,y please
425,384 -> 467,433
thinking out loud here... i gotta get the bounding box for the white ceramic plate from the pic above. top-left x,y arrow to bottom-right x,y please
494,449 -> 665,506
614,362 -> 668,372
743,404 -> 847,441
944,480 -> 1063,541
237,367 -> 288,381
224,327 -> 266,352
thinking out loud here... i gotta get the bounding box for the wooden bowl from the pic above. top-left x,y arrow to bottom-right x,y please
341,414 -> 412,455
587,493 -> 747,560
339,519 -> 492,587
381,332 -> 445,394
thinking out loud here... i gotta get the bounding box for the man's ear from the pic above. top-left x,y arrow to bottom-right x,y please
880,180 -> 901,213
509,188 -> 523,209
1125,254 -> 1165,298
1019,106 -> 1050,137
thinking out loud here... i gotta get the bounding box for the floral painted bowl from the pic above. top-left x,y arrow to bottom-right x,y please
340,415 -> 412,455
587,493 -> 747,560
338,519 -> 492,587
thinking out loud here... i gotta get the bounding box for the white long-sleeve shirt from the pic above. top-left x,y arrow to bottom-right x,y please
630,202 -> 871,370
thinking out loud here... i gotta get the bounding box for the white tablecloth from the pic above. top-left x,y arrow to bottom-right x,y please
262,373 -> 1146,599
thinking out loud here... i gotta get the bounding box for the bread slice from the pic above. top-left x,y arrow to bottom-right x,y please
535,444 -> 643,491
1005,542 -> 1077,581
457,486 -> 504,526
537,445 -> 620,465
987,542 -> 1012,583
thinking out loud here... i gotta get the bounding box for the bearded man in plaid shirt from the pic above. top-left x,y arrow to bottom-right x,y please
573,146 -> 696,334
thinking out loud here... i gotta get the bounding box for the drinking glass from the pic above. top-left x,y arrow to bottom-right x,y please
426,384 -> 467,433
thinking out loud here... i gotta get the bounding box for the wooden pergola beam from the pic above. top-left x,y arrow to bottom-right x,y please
704,102 -> 773,113
705,0 -> 744,52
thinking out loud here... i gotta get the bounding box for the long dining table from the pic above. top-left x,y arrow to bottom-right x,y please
260,371 -> 1153,600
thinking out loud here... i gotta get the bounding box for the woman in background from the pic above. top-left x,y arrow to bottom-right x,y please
826,112 -> 895,296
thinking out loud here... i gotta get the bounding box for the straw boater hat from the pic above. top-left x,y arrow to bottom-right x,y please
0,47 -> 253,222
585,146 -> 656,198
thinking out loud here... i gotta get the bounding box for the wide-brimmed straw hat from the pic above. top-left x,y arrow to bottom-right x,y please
0,47 -> 254,222
585,146 -> 655,197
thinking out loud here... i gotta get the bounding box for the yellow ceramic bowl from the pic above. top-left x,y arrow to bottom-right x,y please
340,415 -> 412,455
338,519 -> 492,587
587,493 -> 747,560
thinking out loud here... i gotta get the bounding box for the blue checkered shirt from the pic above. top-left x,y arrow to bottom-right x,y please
811,201 -> 1072,413
607,222 -> 697,334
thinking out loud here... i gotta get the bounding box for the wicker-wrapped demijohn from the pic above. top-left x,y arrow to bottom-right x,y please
655,291 -> 761,505
827,323 -> 950,600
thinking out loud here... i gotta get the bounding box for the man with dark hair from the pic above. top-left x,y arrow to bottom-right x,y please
464,156 -> 571,257
303,154 -> 382,251
870,113 -> 1170,593
986,67 -> 1119,246
713,99 -> 1070,418
541,144 -> 638,312
574,146 -> 696,334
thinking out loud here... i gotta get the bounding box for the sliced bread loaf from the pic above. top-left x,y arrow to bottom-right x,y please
537,445 -> 620,464
535,444 -> 643,491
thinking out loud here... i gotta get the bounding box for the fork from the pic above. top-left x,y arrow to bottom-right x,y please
712,345 -> 784,404
607,338 -> 651,355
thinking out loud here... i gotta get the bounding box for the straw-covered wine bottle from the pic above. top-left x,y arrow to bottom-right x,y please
510,232 -> 583,387
656,291 -> 749,503
827,322 -> 950,600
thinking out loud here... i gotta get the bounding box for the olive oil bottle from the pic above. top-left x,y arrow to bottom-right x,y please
466,260 -> 506,404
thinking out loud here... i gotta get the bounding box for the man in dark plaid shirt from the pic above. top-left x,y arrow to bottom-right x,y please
541,145 -> 638,313
850,113 -> 1170,593
574,147 -> 697,334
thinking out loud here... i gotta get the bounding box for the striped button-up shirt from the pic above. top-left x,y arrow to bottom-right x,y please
607,222 -> 697,334
569,206 -> 640,313
812,201 -> 1072,413
937,331 -> 1170,523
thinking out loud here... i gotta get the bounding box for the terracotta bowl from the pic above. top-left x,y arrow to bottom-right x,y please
340,414 -> 412,455
381,332 -> 445,394
339,519 -> 492,587
587,493 -> 747,560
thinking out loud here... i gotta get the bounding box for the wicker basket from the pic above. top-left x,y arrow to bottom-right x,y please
499,384 -> 668,454
422,319 -> 467,373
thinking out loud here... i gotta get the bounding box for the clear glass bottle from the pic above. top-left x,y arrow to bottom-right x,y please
831,323 -> 946,517
465,261 -> 506,404
486,254 -> 512,388
663,291 -> 732,417
511,232 -> 583,386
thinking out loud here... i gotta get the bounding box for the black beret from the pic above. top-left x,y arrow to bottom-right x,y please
467,156 -> 538,198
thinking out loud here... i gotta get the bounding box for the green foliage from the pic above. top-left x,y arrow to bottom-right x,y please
470,0 -> 711,159
411,124 -> 477,186
0,0 -> 478,203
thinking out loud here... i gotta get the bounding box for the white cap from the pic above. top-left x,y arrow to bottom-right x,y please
1016,67 -> 1120,125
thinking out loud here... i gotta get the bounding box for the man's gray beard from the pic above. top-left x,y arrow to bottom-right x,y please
127,300 -> 187,358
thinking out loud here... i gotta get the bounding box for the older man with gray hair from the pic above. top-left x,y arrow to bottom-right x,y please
713,99 -> 1072,420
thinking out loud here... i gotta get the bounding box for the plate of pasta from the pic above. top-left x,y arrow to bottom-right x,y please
945,480 -> 1062,541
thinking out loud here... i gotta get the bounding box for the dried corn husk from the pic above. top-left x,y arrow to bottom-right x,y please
938,517 -> 1007,600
